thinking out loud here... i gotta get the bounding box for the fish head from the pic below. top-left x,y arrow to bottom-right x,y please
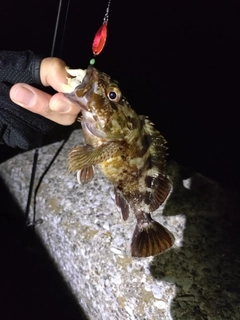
64,65 -> 139,141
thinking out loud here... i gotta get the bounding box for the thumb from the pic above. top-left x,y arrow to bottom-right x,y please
10,83 -> 80,125
10,83 -> 51,112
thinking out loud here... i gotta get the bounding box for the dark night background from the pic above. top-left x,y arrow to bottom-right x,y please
0,1 -> 239,319
1,0 -> 239,186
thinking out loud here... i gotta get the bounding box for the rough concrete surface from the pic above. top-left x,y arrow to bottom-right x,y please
0,129 -> 239,320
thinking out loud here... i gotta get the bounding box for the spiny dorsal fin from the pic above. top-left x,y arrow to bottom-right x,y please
146,175 -> 172,212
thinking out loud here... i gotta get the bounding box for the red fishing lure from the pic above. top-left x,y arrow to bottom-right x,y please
92,23 -> 108,56
91,0 -> 111,61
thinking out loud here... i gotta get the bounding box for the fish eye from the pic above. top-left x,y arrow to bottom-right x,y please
106,86 -> 121,102
109,91 -> 117,100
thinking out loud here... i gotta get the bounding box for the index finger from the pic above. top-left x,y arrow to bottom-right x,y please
40,57 -> 69,92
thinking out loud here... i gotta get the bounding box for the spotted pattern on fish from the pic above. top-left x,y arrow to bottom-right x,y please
65,65 -> 175,257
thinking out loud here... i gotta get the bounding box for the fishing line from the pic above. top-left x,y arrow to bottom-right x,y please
51,0 -> 63,57
32,134 -> 71,224
59,0 -> 71,56
25,0 -> 112,233
25,148 -> 39,227
24,0 -> 71,232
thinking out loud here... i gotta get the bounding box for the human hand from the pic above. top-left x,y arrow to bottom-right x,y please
9,57 -> 80,125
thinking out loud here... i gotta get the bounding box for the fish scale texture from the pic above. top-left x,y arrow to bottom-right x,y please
0,129 -> 239,320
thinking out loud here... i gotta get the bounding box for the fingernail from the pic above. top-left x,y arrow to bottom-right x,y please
13,86 -> 36,107
51,100 -> 72,113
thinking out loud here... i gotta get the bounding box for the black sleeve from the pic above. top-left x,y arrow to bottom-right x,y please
0,50 -> 56,149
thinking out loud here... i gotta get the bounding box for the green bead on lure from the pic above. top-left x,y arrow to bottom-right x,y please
90,58 -> 95,65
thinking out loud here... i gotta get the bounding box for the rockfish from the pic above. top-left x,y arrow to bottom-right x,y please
64,65 -> 175,257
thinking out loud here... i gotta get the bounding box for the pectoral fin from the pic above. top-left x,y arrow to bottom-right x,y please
68,142 -> 121,173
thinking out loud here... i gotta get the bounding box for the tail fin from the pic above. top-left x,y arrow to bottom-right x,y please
131,213 -> 175,257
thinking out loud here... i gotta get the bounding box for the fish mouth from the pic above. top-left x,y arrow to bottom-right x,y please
63,65 -> 98,92
64,67 -> 87,92
63,65 -> 98,113
64,66 -> 107,139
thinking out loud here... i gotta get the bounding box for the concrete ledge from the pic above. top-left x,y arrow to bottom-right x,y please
0,129 -> 238,320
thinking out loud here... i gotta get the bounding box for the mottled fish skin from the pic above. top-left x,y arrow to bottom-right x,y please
65,65 -> 175,257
